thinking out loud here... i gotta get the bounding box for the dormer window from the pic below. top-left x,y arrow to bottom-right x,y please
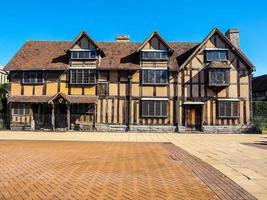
71,50 -> 97,60
141,51 -> 168,60
205,49 -> 227,62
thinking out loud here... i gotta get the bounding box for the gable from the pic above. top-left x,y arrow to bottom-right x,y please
142,35 -> 168,51
72,36 -> 96,50
138,32 -> 173,53
180,28 -> 255,73
69,31 -> 105,56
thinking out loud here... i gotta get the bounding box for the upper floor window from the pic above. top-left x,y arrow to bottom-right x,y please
205,49 -> 227,61
141,51 -> 168,60
208,68 -> 230,86
13,104 -> 30,115
97,82 -> 109,97
71,50 -> 97,59
142,69 -> 168,84
218,101 -> 239,118
142,100 -> 167,118
70,69 -> 96,84
23,71 -> 43,84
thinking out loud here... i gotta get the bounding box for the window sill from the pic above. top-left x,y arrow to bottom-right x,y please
207,84 -> 230,87
69,83 -> 97,86
141,58 -> 169,61
141,116 -> 168,118
217,116 -> 239,119
22,82 -> 44,85
142,83 -> 168,86
71,58 -> 98,60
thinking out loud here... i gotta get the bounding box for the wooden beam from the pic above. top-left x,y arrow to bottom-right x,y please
67,104 -> 70,130
51,104 -> 55,131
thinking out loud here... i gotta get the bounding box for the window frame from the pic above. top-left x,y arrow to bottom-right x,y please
22,71 -> 44,84
205,50 -> 228,62
69,68 -> 97,85
97,82 -> 109,97
217,101 -> 239,119
70,50 -> 98,60
141,51 -> 168,60
12,104 -> 30,115
142,69 -> 168,85
208,68 -> 230,86
141,100 -> 168,118
71,104 -> 95,115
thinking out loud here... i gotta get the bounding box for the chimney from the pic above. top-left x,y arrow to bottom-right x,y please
225,28 -> 240,48
116,35 -> 130,42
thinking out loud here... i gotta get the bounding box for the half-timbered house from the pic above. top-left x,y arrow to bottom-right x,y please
4,28 -> 255,132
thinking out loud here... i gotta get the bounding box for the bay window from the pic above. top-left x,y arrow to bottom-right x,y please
208,68 -> 230,86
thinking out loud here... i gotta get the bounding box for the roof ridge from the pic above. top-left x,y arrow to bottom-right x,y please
253,74 -> 267,79
26,40 -> 72,43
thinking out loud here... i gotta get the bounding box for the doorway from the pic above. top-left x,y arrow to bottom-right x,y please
185,105 -> 202,131
55,103 -> 67,130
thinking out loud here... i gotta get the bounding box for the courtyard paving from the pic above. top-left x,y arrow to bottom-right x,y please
0,131 -> 266,199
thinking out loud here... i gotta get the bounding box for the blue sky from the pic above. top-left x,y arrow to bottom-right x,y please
0,0 -> 266,76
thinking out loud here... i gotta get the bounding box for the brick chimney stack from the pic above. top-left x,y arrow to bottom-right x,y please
116,35 -> 130,42
225,28 -> 240,48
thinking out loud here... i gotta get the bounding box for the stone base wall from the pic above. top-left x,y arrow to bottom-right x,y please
129,125 -> 176,133
95,124 -> 127,132
10,123 -> 33,131
203,125 -> 246,133
71,123 -> 94,131
9,122 -> 256,134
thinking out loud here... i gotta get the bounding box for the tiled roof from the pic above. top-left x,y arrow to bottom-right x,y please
252,74 -> 267,93
8,94 -> 98,104
4,41 -> 199,71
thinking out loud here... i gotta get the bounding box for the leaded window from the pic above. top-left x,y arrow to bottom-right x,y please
218,101 -> 239,118
71,50 -> 97,59
142,70 -> 168,84
97,82 -> 109,97
142,100 -> 167,117
208,69 -> 230,85
206,50 -> 227,61
71,104 -> 94,114
70,69 -> 96,84
23,71 -> 43,84
13,104 -> 30,115
142,51 -> 168,60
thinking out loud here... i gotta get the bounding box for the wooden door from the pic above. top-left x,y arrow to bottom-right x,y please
186,106 -> 202,131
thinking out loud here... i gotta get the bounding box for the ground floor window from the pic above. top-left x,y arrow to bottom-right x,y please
142,100 -> 167,117
12,104 -> 30,115
71,104 -> 94,114
218,101 -> 239,118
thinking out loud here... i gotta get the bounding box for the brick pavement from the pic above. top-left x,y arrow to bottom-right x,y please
0,132 -> 266,199
0,140 -> 256,200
